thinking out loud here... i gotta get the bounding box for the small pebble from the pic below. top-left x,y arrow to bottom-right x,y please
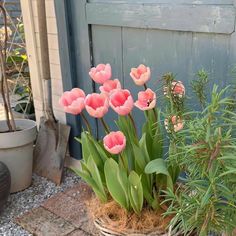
0,168 -> 80,235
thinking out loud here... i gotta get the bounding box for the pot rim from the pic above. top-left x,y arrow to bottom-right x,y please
0,119 -> 37,134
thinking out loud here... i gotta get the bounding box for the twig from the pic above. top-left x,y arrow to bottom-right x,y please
0,5 -> 16,131
207,141 -> 221,171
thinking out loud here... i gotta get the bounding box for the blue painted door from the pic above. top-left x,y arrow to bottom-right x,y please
55,0 -> 236,158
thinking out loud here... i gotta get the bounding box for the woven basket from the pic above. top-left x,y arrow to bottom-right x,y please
94,217 -> 176,236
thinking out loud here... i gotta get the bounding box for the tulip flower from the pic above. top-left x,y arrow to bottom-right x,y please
130,64 -> 151,86
164,80 -> 185,98
109,89 -> 134,116
99,79 -> 121,95
103,131 -> 126,154
89,63 -> 112,84
85,93 -> 109,118
134,88 -> 156,111
164,116 -> 184,132
59,88 -> 85,115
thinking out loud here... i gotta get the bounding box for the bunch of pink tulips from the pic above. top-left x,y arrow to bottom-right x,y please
59,63 -> 185,155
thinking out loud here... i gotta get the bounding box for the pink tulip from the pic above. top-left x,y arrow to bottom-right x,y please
134,88 -> 156,111
109,89 -> 134,116
103,131 -> 126,154
85,93 -> 109,118
164,81 -> 185,98
59,88 -> 85,115
89,64 -> 112,84
99,79 -> 121,95
164,116 -> 184,132
130,64 -> 151,86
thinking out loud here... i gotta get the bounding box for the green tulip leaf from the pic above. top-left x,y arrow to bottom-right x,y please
104,159 -> 130,210
145,159 -> 173,191
128,171 -> 143,215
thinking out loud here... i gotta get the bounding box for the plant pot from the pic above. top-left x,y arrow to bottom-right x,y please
13,109 -> 35,121
0,119 -> 37,193
12,101 -> 35,121
94,217 -> 178,236
0,161 -> 11,212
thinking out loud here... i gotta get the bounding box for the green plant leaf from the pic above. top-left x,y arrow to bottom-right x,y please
141,174 -> 158,209
145,159 -> 169,175
87,156 -> 107,200
145,159 -> 173,191
128,171 -> 143,215
104,159 -> 130,210
70,165 -> 107,202
132,143 -> 148,172
80,132 -> 90,162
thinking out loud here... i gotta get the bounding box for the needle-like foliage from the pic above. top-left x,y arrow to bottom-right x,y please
163,85 -> 236,236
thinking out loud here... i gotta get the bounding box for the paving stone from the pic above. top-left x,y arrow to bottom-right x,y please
80,220 -> 99,236
64,182 -> 93,202
42,192 -> 89,228
67,229 -> 91,236
15,207 -> 75,236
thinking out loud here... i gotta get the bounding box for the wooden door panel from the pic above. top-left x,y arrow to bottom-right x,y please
86,3 -> 235,34
88,0 -> 233,5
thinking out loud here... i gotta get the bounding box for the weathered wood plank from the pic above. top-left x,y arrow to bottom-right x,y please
190,33 -> 230,102
88,0 -> 233,4
122,28 -> 193,133
67,0 -> 98,139
54,0 -> 82,159
86,3 -> 235,34
91,25 -> 123,137
229,31 -> 236,83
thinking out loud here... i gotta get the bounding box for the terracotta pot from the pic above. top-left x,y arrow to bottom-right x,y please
0,161 -> 11,212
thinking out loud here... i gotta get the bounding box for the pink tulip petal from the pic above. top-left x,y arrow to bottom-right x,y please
137,64 -> 147,74
135,88 -> 156,111
59,88 -> 86,115
89,64 -> 112,84
130,65 -> 151,86
85,93 -> 109,118
110,89 -> 134,116
103,131 -> 126,154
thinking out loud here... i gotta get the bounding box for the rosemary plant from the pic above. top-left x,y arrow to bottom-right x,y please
164,85 -> 236,236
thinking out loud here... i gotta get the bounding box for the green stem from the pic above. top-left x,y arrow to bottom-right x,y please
128,113 -> 138,138
143,83 -> 147,90
152,108 -> 157,121
81,112 -> 91,133
120,152 -> 128,174
100,117 -> 110,134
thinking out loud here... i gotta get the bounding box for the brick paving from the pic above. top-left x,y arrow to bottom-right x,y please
15,182 -> 99,236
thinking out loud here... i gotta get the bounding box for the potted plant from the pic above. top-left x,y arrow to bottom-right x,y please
163,71 -> 236,235
0,4 -> 37,193
59,63 -> 185,235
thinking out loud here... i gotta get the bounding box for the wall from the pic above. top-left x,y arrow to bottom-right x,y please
21,0 -> 66,125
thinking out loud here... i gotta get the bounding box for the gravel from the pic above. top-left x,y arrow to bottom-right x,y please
0,168 -> 81,236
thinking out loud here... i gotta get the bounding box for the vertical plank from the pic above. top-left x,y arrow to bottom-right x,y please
190,33 -> 230,100
122,28 -> 193,134
54,0 -> 81,159
91,25 -> 123,137
230,2 -> 236,80
67,0 -> 97,138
